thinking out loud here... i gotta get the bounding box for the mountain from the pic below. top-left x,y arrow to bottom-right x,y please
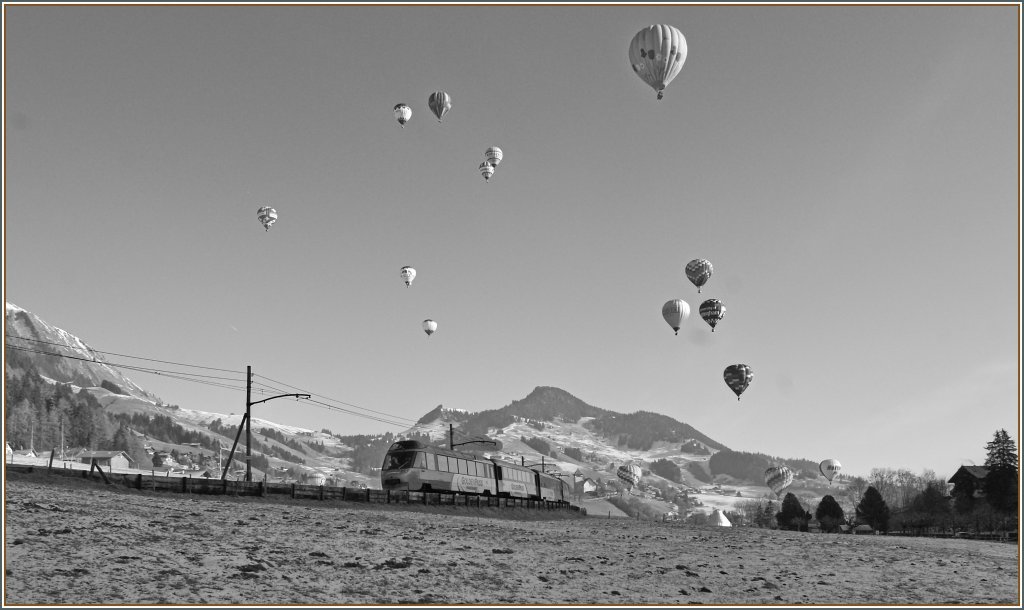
5,303 -> 159,402
4,302 -> 822,500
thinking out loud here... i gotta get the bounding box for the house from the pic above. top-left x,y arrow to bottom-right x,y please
77,450 -> 135,471
807,518 -> 822,533
853,524 -> 874,535
948,465 -> 989,498
581,478 -> 598,495
5,443 -> 12,460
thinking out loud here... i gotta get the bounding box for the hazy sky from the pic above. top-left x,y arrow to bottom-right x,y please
3,2 -> 1020,478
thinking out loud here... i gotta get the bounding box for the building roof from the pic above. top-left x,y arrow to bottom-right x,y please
949,465 -> 989,483
78,450 -> 131,459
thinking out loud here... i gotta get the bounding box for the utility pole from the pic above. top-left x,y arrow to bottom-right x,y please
221,365 -> 310,482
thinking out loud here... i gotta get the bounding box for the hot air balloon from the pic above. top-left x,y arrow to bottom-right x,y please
699,299 -> 726,332
617,463 -> 642,490
819,459 -> 842,485
479,162 -> 495,182
723,364 -> 753,400
428,91 -> 451,122
628,24 -> 688,100
257,206 -> 278,232
422,319 -> 437,336
764,465 -> 794,498
685,259 -> 713,293
393,103 -> 412,128
485,146 -> 503,167
661,299 -> 691,335
400,266 -> 416,287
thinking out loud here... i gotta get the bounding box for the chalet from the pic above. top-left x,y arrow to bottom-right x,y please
948,465 -> 989,498
581,478 -> 598,495
78,450 -> 135,471
807,518 -> 822,533
853,524 -> 874,535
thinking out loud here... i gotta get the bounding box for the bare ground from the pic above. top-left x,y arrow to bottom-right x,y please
2,470 -> 1020,606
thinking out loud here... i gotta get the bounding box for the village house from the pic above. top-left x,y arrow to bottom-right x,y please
948,465 -> 989,498
77,450 -> 135,471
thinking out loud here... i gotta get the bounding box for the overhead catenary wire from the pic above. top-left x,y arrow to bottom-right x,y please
5,339 -> 420,429
5,335 -> 242,374
252,373 -> 420,425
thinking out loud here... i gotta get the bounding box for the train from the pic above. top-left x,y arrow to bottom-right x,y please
380,440 -> 572,503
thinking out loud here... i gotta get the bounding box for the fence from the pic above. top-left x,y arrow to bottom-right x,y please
7,464 -> 587,515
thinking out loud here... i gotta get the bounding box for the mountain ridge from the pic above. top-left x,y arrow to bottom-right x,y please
4,301 -> 820,497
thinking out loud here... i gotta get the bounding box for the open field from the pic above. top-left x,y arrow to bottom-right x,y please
3,470 -> 1020,606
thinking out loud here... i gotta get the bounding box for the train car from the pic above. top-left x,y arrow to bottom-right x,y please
490,459 -> 540,499
380,440 -> 497,495
533,470 -> 569,502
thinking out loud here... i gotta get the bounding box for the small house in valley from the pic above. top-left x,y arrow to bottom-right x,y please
78,450 -> 135,471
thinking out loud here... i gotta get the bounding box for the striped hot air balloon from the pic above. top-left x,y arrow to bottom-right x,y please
485,146 -> 503,167
479,162 -> 495,182
819,459 -> 842,485
617,463 -> 642,490
685,259 -> 713,293
699,299 -> 725,332
723,364 -> 753,400
428,91 -> 452,123
764,465 -> 794,498
661,299 -> 690,335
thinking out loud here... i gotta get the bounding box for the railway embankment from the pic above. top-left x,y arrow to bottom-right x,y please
3,464 -> 588,518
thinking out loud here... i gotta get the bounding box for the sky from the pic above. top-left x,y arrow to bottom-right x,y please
3,2 -> 1020,479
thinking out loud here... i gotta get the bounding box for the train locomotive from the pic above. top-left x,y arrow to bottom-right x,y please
380,440 -> 572,503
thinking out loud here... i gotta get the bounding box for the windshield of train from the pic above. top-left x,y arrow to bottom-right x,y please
383,451 -> 423,470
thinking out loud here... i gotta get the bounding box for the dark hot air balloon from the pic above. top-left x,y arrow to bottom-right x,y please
699,299 -> 725,332
723,364 -> 753,400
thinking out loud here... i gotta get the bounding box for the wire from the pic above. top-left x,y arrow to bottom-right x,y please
253,373 -> 420,425
5,341 -> 418,430
5,335 -> 242,373
304,398 -> 411,428
4,344 -> 243,382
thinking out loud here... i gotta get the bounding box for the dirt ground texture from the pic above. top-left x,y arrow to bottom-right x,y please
3,472 -> 1020,606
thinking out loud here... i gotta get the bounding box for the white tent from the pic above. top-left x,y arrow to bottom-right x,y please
709,508 -> 732,527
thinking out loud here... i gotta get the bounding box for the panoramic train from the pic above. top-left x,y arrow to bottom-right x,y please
380,440 -> 572,503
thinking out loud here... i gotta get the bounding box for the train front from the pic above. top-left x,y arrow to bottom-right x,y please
380,441 -> 427,491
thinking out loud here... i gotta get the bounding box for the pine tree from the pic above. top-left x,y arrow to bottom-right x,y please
856,486 -> 891,532
777,493 -> 810,531
983,429 -> 1018,514
815,494 -> 845,533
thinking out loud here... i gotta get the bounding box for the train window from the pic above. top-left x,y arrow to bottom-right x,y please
458,459 -> 469,474
436,455 -> 449,472
385,452 -> 418,470
414,452 -> 428,469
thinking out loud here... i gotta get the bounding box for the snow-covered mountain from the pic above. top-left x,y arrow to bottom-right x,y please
5,302 -> 159,402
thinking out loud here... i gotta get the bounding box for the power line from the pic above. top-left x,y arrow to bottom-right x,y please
4,344 -> 242,382
5,341 -> 419,430
5,336 -> 242,373
253,373 -> 420,425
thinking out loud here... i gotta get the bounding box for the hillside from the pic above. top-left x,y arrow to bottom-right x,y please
4,302 -> 833,511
